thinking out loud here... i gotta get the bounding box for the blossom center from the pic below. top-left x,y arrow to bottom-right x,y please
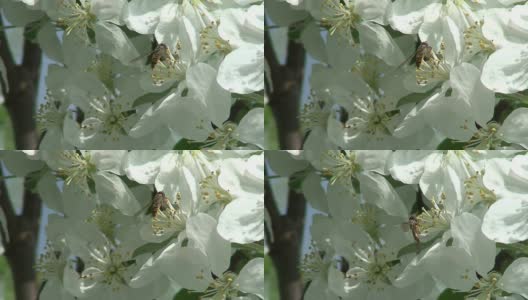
416,196 -> 450,237
200,21 -> 232,56
300,100 -> 330,133
36,241 -> 66,281
320,0 -> 361,43
200,170 -> 232,208
322,151 -> 362,185
86,205 -> 116,242
36,91 -> 67,133
300,243 -> 328,283
57,0 -> 96,41
465,122 -> 504,149
202,122 -> 239,149
56,152 -> 96,187
416,47 -> 450,86
82,249 -> 132,291
346,99 -> 399,139
151,196 -> 187,236
464,170 -> 496,208
203,272 -> 238,299
151,44 -> 186,86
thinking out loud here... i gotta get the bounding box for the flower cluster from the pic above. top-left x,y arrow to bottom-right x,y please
267,150 -> 528,300
6,0 -> 263,149
0,150 -> 264,299
267,0 -> 528,150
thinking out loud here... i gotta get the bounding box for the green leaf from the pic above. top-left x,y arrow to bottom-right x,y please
436,138 -> 466,150
0,105 -> 15,150
173,289 -> 201,300
264,105 -> 279,150
265,255 -> 280,300
437,288 -> 466,300
132,90 -> 172,107
0,256 -> 15,300
396,90 -> 434,107
172,138 -> 207,150
132,238 -> 173,258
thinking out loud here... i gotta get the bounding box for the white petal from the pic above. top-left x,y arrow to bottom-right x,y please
235,108 -> 264,148
481,46 -> 528,93
451,213 -> 495,275
388,151 -> 430,184
37,172 -> 64,213
90,150 -> 127,174
123,0 -> 166,34
358,172 -> 408,218
388,0 -> 430,34
449,63 -> 494,126
217,195 -> 263,243
235,258 -> 264,298
500,108 -> 528,148
90,0 -> 125,23
157,244 -> 212,291
423,244 -> 478,291
1,151 -> 44,176
93,172 -> 140,216
94,22 -> 140,64
217,46 -> 264,94
187,63 -> 230,126
357,22 -> 404,66
482,197 -> 528,243
186,213 -> 231,276
499,257 -> 528,298
124,151 -> 168,184
302,172 -> 329,213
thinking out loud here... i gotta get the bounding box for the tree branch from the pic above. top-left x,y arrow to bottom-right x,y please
0,21 -> 43,300
0,219 -> 8,248
267,174 -> 306,300
266,24 -> 306,150
1,25 -> 42,150
0,170 -> 16,226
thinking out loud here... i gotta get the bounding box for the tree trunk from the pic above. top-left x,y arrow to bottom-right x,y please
265,26 -> 306,150
266,177 -> 306,300
1,22 -> 43,300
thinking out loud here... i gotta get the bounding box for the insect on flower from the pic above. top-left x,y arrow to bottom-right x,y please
393,41 -> 434,71
151,191 -> 171,218
401,215 -> 421,252
130,43 -> 176,68
414,42 -> 433,68
135,191 -> 171,218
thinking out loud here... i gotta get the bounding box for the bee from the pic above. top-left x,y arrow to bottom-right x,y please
414,42 -> 433,68
401,215 -> 421,252
407,215 -> 420,244
135,191 -> 171,217
130,43 -> 175,68
393,41 -> 434,72
151,191 -> 170,218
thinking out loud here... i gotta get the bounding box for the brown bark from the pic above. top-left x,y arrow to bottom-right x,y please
265,25 -> 306,150
266,174 -> 306,300
1,25 -> 42,150
1,20 -> 43,300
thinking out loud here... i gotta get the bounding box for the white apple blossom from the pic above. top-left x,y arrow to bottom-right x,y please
0,150 -> 263,299
272,150 -> 528,300
2,0 -> 264,149
268,0 -> 528,149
